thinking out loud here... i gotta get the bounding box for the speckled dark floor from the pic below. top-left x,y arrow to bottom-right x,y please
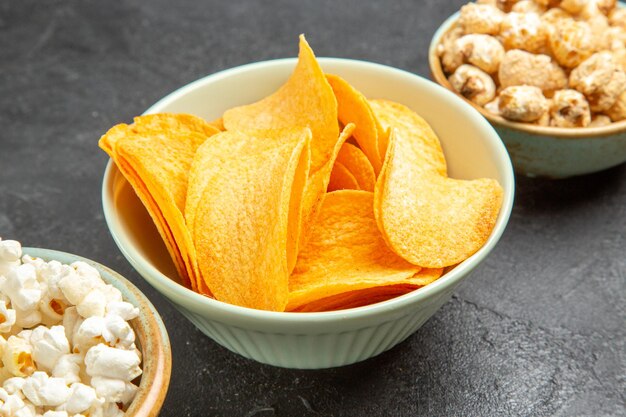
1,1 -> 625,416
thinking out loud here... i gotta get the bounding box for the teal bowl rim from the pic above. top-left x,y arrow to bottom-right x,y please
101,57 -> 515,325
22,247 -> 172,416
428,4 -> 626,139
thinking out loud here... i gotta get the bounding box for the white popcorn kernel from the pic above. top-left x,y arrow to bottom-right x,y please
19,255 -> 45,273
3,336 -> 36,377
0,240 -> 22,263
59,383 -> 99,414
76,288 -> 107,319
52,353 -> 83,385
3,376 -> 25,395
100,285 -> 122,305
85,344 -> 141,381
14,402 -> 37,417
39,294 -> 68,323
30,325 -> 70,372
0,392 -> 26,415
0,301 -> 16,333
22,371 -> 71,407
103,315 -> 135,349
102,401 -> 125,417
43,411 -> 69,417
61,307 -> 82,348
2,264 -> 42,311
74,317 -> 106,354
59,265 -> 103,306
105,302 -> 139,321
14,307 -> 42,329
90,376 -> 137,404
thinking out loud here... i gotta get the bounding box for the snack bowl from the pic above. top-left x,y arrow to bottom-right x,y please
102,58 -> 514,369
24,248 -> 172,417
428,6 -> 626,179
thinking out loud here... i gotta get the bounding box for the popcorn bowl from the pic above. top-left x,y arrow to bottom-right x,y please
428,8 -> 626,179
24,248 -> 172,417
102,58 -> 514,369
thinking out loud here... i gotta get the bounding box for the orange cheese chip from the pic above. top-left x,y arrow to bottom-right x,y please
335,142 -> 376,191
223,35 -> 338,173
287,190 -> 443,311
326,74 -> 385,174
328,162 -> 359,192
188,128 -> 310,311
99,114 -> 219,294
374,126 -> 503,268
369,99 -> 448,176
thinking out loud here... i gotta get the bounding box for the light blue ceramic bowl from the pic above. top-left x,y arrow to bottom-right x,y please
102,58 -> 515,369
23,248 -> 171,417
429,6 -> 626,179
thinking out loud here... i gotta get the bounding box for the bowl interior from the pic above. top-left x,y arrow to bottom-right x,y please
103,58 -> 514,319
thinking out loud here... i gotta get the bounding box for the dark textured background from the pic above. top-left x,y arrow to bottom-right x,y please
1,1 -> 625,416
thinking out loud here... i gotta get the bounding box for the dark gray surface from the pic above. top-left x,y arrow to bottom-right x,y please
1,1 -> 625,416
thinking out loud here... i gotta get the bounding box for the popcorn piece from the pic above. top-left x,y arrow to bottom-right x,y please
14,307 -> 42,329
609,8 -> 626,29
569,51 -> 626,112
3,336 -> 35,377
439,26 -> 465,74
90,376 -> 138,405
43,411 -> 69,417
534,107 -> 551,125
512,0 -> 547,13
558,0 -> 589,14
62,307 -> 83,349
453,34 -> 505,74
449,64 -> 497,105
13,403 -> 36,417
22,371 -> 71,407
0,301 -> 16,333
0,240 -> 21,264
459,3 -> 505,35
549,89 -> 592,127
101,402 -> 125,417
496,0 -> 522,12
548,19 -> 597,68
103,315 -> 135,349
589,114 -> 613,126
105,302 -> 139,321
540,7 -> 573,25
498,49 -> 567,94
0,392 -> 26,416
52,353 -> 83,385
499,12 -> 547,53
58,271 -> 101,307
499,85 -> 549,122
1,264 -> 42,311
59,383 -> 99,415
85,344 -> 142,381
30,325 -> 70,372
74,317 -> 106,354
39,295 -> 68,323
606,91 -> 626,121
3,377 -> 25,396
76,288 -> 107,319
100,285 -> 122,305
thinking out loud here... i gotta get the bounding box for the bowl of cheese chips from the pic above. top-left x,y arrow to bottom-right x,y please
100,35 -> 514,369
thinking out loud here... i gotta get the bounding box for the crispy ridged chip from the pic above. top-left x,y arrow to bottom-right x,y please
287,190 -> 444,311
188,128 -> 310,311
326,74 -> 385,173
328,162 -> 359,191
369,99 -> 448,176
335,142 -> 376,191
374,126 -> 503,268
223,35 -> 338,173
99,114 -> 219,294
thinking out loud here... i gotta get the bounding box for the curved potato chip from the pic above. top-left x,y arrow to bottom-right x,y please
287,190 -> 444,311
326,74 -> 384,174
223,35 -> 338,173
99,114 -> 219,294
189,128 -> 310,311
335,142 -> 376,191
375,128 -> 503,268
328,162 -> 359,192
369,99 -> 447,176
